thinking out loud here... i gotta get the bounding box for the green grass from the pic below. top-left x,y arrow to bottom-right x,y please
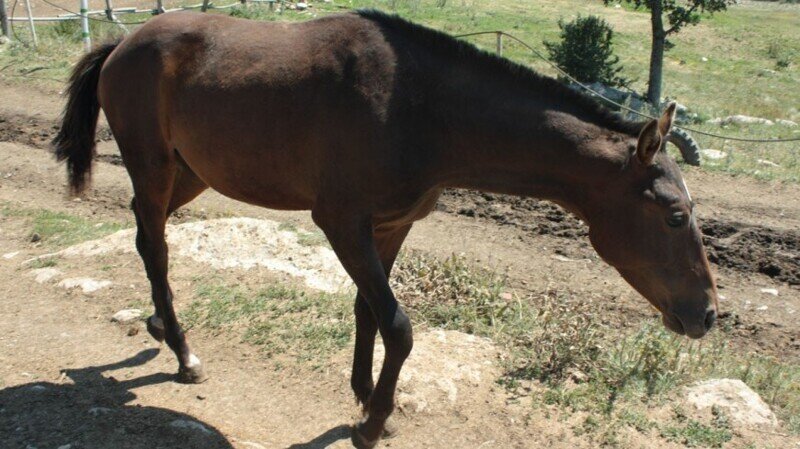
181,280 -> 354,365
2,0 -> 798,181
0,203 -> 127,247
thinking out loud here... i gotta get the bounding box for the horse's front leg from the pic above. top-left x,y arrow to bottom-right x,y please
314,210 -> 413,449
351,224 -> 412,421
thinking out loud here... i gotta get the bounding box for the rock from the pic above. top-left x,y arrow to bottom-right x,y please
708,115 -> 774,126
29,267 -> 62,284
686,379 -> 777,427
370,330 -> 498,414
57,445 -> 72,449
112,309 -> 143,323
295,2 -> 308,9
2,251 -> 19,259
88,407 -> 112,416
55,218 -> 351,293
757,159 -> 780,168
760,288 -> 779,296
701,149 -> 728,160
30,233 -> 41,243
239,442 -> 267,449
776,119 -> 797,127
170,419 -> 212,434
701,57 -> 708,62
0,36 -> 10,45
58,277 -> 112,293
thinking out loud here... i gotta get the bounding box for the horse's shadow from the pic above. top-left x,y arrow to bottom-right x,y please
0,349 -> 233,449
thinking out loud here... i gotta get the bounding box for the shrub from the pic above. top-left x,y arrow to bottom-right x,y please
544,15 -> 628,87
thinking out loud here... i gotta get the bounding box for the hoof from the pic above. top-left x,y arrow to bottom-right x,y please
382,417 -> 399,439
146,315 -> 165,343
177,364 -> 208,384
350,423 -> 378,449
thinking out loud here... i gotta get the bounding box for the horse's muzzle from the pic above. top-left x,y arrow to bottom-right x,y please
663,308 -> 717,339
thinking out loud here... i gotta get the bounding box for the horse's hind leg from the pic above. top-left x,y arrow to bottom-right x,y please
143,155 -> 208,344
125,140 -> 207,384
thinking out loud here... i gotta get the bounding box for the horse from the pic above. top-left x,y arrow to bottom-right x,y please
52,10 -> 718,448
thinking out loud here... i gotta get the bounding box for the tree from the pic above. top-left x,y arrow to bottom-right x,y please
545,15 -> 628,87
604,0 -> 733,106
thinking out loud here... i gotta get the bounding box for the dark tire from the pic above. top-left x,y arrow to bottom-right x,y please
666,128 -> 701,166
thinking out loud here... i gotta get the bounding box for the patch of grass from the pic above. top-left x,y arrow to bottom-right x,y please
28,256 -> 59,268
228,4 -> 279,21
181,279 -> 353,364
661,407 -> 733,448
1,204 -> 127,247
296,230 -> 329,248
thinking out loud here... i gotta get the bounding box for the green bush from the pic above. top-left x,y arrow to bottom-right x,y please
544,15 -> 628,87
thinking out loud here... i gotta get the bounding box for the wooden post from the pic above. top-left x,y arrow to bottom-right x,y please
201,0 -> 210,12
105,0 -> 114,20
155,0 -> 165,14
0,0 -> 10,39
23,0 -> 37,48
496,32 -> 502,57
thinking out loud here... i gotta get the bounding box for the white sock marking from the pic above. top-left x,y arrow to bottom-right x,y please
187,354 -> 202,368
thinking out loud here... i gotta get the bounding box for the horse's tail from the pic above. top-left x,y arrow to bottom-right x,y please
52,39 -> 121,195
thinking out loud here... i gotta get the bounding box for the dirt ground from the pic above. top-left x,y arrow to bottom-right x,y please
1,80 -> 799,449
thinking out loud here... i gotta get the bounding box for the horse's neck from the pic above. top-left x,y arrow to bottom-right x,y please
430,75 -> 615,210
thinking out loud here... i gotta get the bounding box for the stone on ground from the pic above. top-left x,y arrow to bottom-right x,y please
370,329 -> 498,414
111,309 -> 143,323
686,378 -> 777,427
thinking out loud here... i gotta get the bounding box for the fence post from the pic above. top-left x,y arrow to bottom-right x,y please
201,0 -> 210,12
496,32 -> 502,57
80,0 -> 91,52
23,0 -> 37,48
0,0 -> 9,39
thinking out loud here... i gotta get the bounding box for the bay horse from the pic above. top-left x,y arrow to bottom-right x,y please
52,10 -> 718,448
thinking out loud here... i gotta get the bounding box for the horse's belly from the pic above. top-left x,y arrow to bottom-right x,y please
174,139 -> 318,211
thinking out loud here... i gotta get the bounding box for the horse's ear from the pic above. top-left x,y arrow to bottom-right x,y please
636,119 -> 662,166
658,102 -> 677,137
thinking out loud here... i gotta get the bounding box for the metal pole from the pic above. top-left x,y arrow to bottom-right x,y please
23,0 -> 37,48
80,0 -> 90,52
0,0 -> 10,39
104,0 -> 128,33
496,32 -> 502,57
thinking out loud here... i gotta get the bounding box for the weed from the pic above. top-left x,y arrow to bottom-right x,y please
660,419 -> 732,448
28,257 -> 59,268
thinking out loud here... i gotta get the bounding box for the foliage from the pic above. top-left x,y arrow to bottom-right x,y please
544,15 -> 628,87
604,0 -> 735,36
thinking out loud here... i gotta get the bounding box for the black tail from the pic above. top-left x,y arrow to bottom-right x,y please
52,39 -> 121,195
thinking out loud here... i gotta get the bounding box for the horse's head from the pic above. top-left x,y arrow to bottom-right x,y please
582,103 -> 718,339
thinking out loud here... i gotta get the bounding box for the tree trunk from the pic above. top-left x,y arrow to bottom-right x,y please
647,0 -> 666,107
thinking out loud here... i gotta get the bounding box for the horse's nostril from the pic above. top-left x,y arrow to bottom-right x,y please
704,309 -> 717,331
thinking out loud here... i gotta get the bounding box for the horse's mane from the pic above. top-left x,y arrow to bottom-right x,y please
356,9 -> 646,137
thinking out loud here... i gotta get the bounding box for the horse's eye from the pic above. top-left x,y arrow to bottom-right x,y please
667,212 -> 687,228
